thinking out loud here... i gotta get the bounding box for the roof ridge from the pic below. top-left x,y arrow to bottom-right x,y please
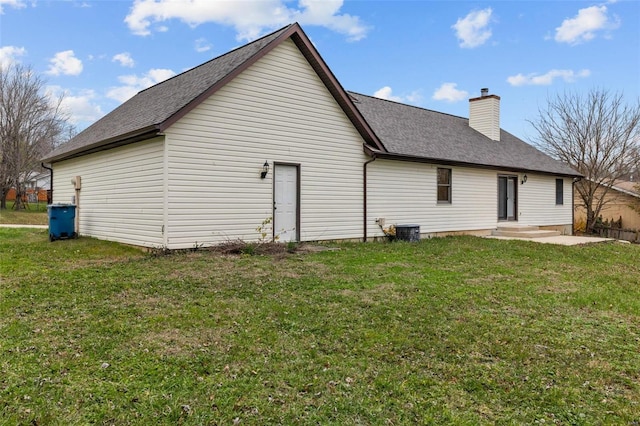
348,90 -> 469,121
137,23 -> 295,95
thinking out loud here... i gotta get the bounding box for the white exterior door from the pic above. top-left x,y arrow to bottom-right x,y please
274,164 -> 298,242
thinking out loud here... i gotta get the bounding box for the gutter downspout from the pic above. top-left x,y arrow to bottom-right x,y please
41,162 -> 53,204
363,154 -> 377,242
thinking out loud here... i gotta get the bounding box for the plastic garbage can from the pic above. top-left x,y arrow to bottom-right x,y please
47,204 -> 77,241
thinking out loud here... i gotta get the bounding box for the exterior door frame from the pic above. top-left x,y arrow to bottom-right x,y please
497,174 -> 518,221
273,162 -> 300,242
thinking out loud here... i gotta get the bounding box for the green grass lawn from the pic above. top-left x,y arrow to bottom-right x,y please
0,202 -> 48,225
1,229 -> 639,425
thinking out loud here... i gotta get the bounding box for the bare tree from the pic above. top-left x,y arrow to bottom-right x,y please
0,64 -> 72,209
529,88 -> 640,232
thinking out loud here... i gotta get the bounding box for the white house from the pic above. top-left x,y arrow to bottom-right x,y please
42,23 -> 580,249
24,170 -> 50,190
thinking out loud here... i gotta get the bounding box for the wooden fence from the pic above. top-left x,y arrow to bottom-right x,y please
593,225 -> 640,243
6,188 -> 49,202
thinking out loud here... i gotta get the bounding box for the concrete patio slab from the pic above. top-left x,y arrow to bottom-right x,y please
486,234 -> 620,246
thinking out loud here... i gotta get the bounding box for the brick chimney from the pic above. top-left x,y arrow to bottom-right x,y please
469,88 -> 500,141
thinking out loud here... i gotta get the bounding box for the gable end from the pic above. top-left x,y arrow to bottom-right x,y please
159,23 -> 385,153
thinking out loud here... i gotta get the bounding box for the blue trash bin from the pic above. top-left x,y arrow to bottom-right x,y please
47,204 -> 77,241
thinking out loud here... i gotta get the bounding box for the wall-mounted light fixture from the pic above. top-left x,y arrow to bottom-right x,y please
260,161 -> 270,179
521,174 -> 528,185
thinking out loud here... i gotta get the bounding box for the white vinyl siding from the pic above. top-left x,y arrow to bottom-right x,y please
469,96 -> 500,141
51,138 -> 165,247
367,160 -> 498,237
367,161 -> 573,238
164,39 -> 367,248
519,175 -> 572,226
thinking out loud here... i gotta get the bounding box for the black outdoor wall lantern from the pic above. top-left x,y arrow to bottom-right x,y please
521,174 -> 528,185
261,161 -> 270,179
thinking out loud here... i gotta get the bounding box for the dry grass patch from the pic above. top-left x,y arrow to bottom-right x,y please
138,329 -> 228,357
339,282 -> 404,305
538,282 -> 579,294
112,289 -> 182,312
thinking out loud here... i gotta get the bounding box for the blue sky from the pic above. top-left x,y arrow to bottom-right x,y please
1,0 -> 638,141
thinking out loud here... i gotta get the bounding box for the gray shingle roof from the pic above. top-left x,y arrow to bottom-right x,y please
43,25 -> 293,162
43,21 -> 579,178
349,92 -> 580,177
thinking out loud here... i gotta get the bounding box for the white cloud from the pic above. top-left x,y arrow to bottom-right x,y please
507,69 -> 591,86
373,86 -> 422,105
195,37 -> 212,53
46,85 -> 104,126
62,91 -> 104,124
452,8 -> 493,48
373,86 -> 402,102
106,68 -> 176,103
47,86 -> 104,125
405,91 -> 423,104
0,45 -> 26,68
112,52 -> 135,67
432,83 -> 469,103
124,0 -> 369,41
555,5 -> 620,45
295,0 -> 369,42
46,50 -> 83,76
0,0 -> 26,14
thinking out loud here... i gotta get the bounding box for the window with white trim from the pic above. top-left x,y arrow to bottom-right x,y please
437,168 -> 452,203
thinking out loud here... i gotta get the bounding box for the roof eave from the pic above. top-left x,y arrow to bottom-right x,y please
43,126 -> 161,163
363,145 -> 582,178
611,185 -> 640,198
583,178 -> 640,199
